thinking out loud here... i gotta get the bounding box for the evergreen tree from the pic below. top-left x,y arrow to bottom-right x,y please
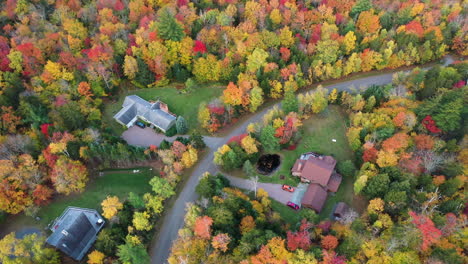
176,116 -> 188,134
135,57 -> 155,86
157,9 -> 185,41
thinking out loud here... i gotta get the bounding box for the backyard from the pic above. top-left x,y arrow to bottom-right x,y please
0,168 -> 153,235
103,82 -> 224,136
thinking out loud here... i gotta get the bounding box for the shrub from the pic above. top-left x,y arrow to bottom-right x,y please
337,160 -> 356,178
165,125 -> 177,137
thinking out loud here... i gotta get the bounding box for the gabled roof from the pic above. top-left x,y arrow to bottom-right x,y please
46,207 -> 104,261
301,184 -> 328,213
114,95 -> 176,131
327,172 -> 342,193
292,155 -> 336,185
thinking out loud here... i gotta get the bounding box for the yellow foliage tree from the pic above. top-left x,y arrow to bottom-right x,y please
240,215 -> 256,234
367,198 -> 385,214
343,31 -> 356,55
181,146 -> 198,168
328,88 -> 338,103
270,80 -> 283,99
376,150 -> 398,167
87,250 -> 105,264
241,135 -> 258,154
133,211 -> 152,231
270,9 -> 282,24
123,55 -> 138,79
101,196 -> 123,219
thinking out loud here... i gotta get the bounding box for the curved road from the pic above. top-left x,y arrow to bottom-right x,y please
149,56 -> 455,264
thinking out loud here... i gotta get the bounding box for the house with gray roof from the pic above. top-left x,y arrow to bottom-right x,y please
46,207 -> 105,261
114,95 -> 177,132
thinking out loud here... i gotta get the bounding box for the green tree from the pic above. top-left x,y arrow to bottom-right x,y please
243,160 -> 256,178
157,8 -> 185,41
128,192 -> 145,209
189,131 -> 206,149
0,232 -> 60,264
117,241 -> 150,264
260,125 -> 279,152
175,116 -> 188,134
282,89 -> 298,114
149,177 -> 175,199
246,48 -> 269,73
311,86 -> 328,114
350,0 -> 372,19
135,57 -> 155,86
363,173 -> 390,199
249,86 -> 264,112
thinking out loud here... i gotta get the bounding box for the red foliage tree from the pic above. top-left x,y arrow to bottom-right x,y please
279,47 -> 291,62
32,185 -> 53,205
321,250 -> 347,264
405,20 -> 424,38
409,211 -> 442,251
171,141 -> 187,159
414,134 -> 434,150
422,116 -> 441,133
381,133 -> 410,152
194,216 -> 213,239
362,147 -> 378,163
193,40 -> 207,54
287,220 -> 311,251
321,235 -> 339,250
227,134 -> 247,144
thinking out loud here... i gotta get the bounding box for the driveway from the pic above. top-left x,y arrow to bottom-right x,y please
148,55 -> 456,264
121,126 -> 222,149
224,175 -> 294,204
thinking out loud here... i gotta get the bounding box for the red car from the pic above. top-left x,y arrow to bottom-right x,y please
287,201 -> 300,210
282,184 -> 295,192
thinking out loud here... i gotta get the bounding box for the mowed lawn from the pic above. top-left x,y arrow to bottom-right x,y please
261,106 -> 357,220
36,169 -> 153,226
103,82 -> 224,135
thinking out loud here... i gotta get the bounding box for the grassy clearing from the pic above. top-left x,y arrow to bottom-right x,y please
249,106 -> 357,222
260,106 -> 354,185
103,82 -> 224,136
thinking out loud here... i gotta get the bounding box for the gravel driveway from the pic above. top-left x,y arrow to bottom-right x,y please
121,126 -> 222,149
224,175 -> 294,205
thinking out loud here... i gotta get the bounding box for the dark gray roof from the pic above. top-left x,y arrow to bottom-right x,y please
114,95 -> 176,131
46,207 -> 104,261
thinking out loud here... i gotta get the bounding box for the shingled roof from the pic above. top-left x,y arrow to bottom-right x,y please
301,184 -> 328,213
291,154 -> 337,186
114,95 -> 177,132
46,207 -> 105,261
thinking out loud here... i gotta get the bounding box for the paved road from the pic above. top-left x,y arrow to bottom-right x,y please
149,56 -> 455,264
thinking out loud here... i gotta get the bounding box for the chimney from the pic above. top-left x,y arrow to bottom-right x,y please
61,230 -> 69,236
97,219 -> 103,225
159,102 -> 169,113
297,163 -> 302,171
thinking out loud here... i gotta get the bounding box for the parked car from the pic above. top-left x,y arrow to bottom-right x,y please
282,184 -> 295,192
287,201 -> 300,210
135,121 -> 146,128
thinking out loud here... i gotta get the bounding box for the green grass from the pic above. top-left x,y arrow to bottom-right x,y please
103,82 -> 224,136
269,199 -> 302,227
37,168 -> 153,226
